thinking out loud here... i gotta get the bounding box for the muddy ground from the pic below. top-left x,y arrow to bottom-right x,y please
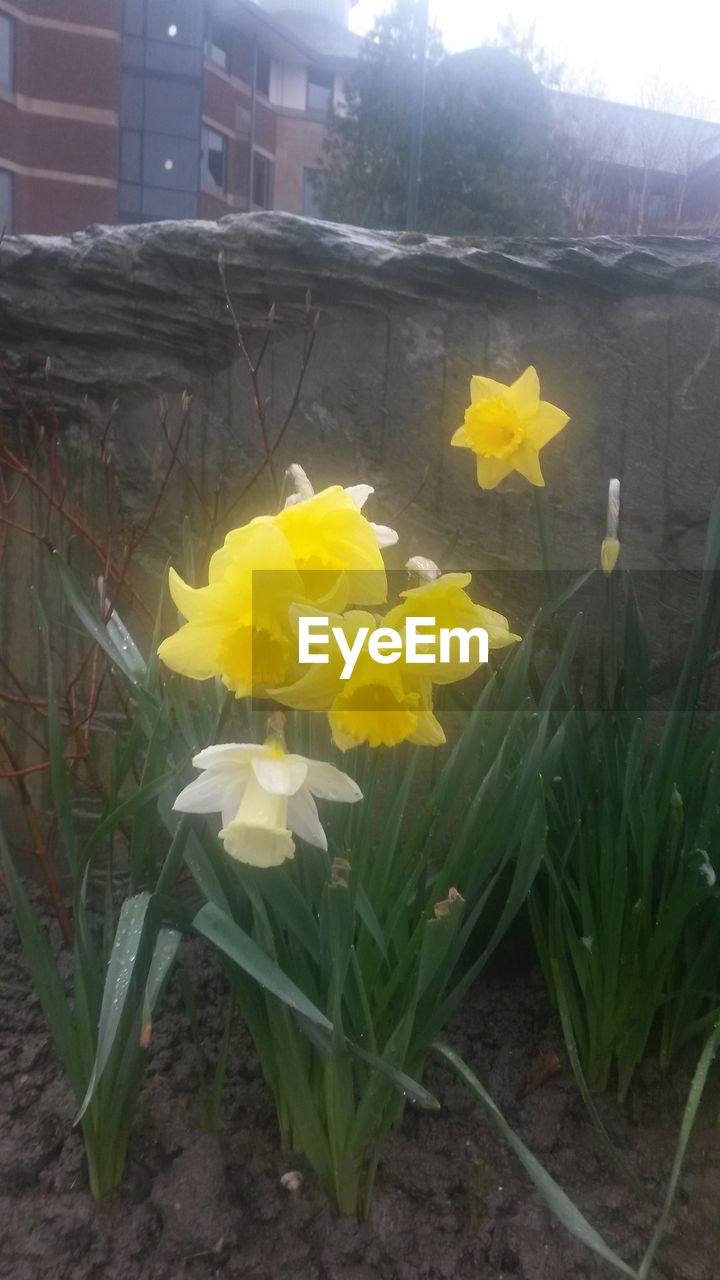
1,892 -> 719,1280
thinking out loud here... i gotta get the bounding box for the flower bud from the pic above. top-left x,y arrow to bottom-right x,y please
405,556 -> 441,581
601,537 -> 620,575
601,478 -> 620,574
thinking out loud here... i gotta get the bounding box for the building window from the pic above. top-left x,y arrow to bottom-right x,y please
145,0 -> 204,47
144,76 -> 200,138
0,14 -> 13,93
255,48 -> 271,98
123,0 -> 145,36
302,168 -> 323,218
0,169 -> 12,232
252,152 -> 271,209
201,125 -> 226,192
206,18 -> 231,71
306,67 -> 333,114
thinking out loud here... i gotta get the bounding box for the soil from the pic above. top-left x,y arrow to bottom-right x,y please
1,893 -> 719,1280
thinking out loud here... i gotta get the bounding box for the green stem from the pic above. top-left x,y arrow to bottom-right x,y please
533,487 -> 554,599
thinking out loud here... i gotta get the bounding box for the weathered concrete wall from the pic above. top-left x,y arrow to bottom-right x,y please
3,214 -> 720,578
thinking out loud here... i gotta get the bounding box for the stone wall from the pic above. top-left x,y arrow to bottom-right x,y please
3,213 -> 720,576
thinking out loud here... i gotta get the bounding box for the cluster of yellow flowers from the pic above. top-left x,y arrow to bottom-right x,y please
163,367 -> 571,866
159,479 -> 522,749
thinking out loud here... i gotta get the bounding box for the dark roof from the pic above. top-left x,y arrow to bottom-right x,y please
551,90 -> 720,175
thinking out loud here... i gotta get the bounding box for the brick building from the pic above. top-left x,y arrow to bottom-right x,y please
551,91 -> 720,236
0,0 -> 359,234
4,7 -> 720,239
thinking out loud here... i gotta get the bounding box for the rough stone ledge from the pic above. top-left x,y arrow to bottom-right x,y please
2,212 -> 720,410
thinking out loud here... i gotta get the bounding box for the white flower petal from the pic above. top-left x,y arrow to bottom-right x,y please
220,777 -> 248,828
284,463 -> 315,508
287,786 -> 328,850
174,770 -> 234,814
192,743 -> 266,771
371,521 -> 398,549
345,483 -> 374,511
251,754 -> 308,796
303,760 -> 363,803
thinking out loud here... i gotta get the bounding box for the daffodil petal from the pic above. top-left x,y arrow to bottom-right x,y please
409,707 -> 446,747
525,402 -> 570,450
475,455 -> 515,490
158,622 -> 229,679
209,518 -> 297,586
511,443 -> 545,487
398,571 -> 472,602
251,754 -> 308,796
371,522 -> 398,549
271,665 -> 340,712
192,743 -> 265,770
507,366 -> 540,417
287,786 -> 328,850
470,375 -> 510,403
303,760 -> 363,803
174,769 -> 243,814
327,720 -> 359,752
450,424 -> 471,447
345,483 -> 374,510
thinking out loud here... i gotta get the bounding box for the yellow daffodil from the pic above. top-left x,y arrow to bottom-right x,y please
159,480 -> 394,695
274,481 -> 391,609
272,609 -> 445,751
284,463 -> 398,552
383,566 -> 520,684
451,366 -> 569,490
173,739 -> 362,867
157,523 -> 304,697
207,484 -> 390,614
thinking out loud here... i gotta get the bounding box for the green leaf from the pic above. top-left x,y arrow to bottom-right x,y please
348,1041 -> 439,1110
637,1020 -> 720,1280
193,902 -> 333,1032
105,605 -> 147,679
434,1041 -> 636,1278
141,927 -> 181,1044
75,892 -> 153,1123
51,552 -> 156,703
0,822 -> 83,1097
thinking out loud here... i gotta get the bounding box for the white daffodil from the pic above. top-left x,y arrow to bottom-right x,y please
173,741 -> 362,868
284,463 -> 398,550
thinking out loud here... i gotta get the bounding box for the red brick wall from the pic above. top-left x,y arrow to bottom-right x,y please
0,0 -> 120,232
15,1 -> 121,27
273,113 -> 325,215
12,21 -> 120,109
0,100 -> 117,178
13,174 -> 116,233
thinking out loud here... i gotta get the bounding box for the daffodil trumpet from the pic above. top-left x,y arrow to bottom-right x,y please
173,738 -> 362,867
272,608 -> 446,750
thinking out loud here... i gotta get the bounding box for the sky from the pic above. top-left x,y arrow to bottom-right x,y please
349,0 -> 720,120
